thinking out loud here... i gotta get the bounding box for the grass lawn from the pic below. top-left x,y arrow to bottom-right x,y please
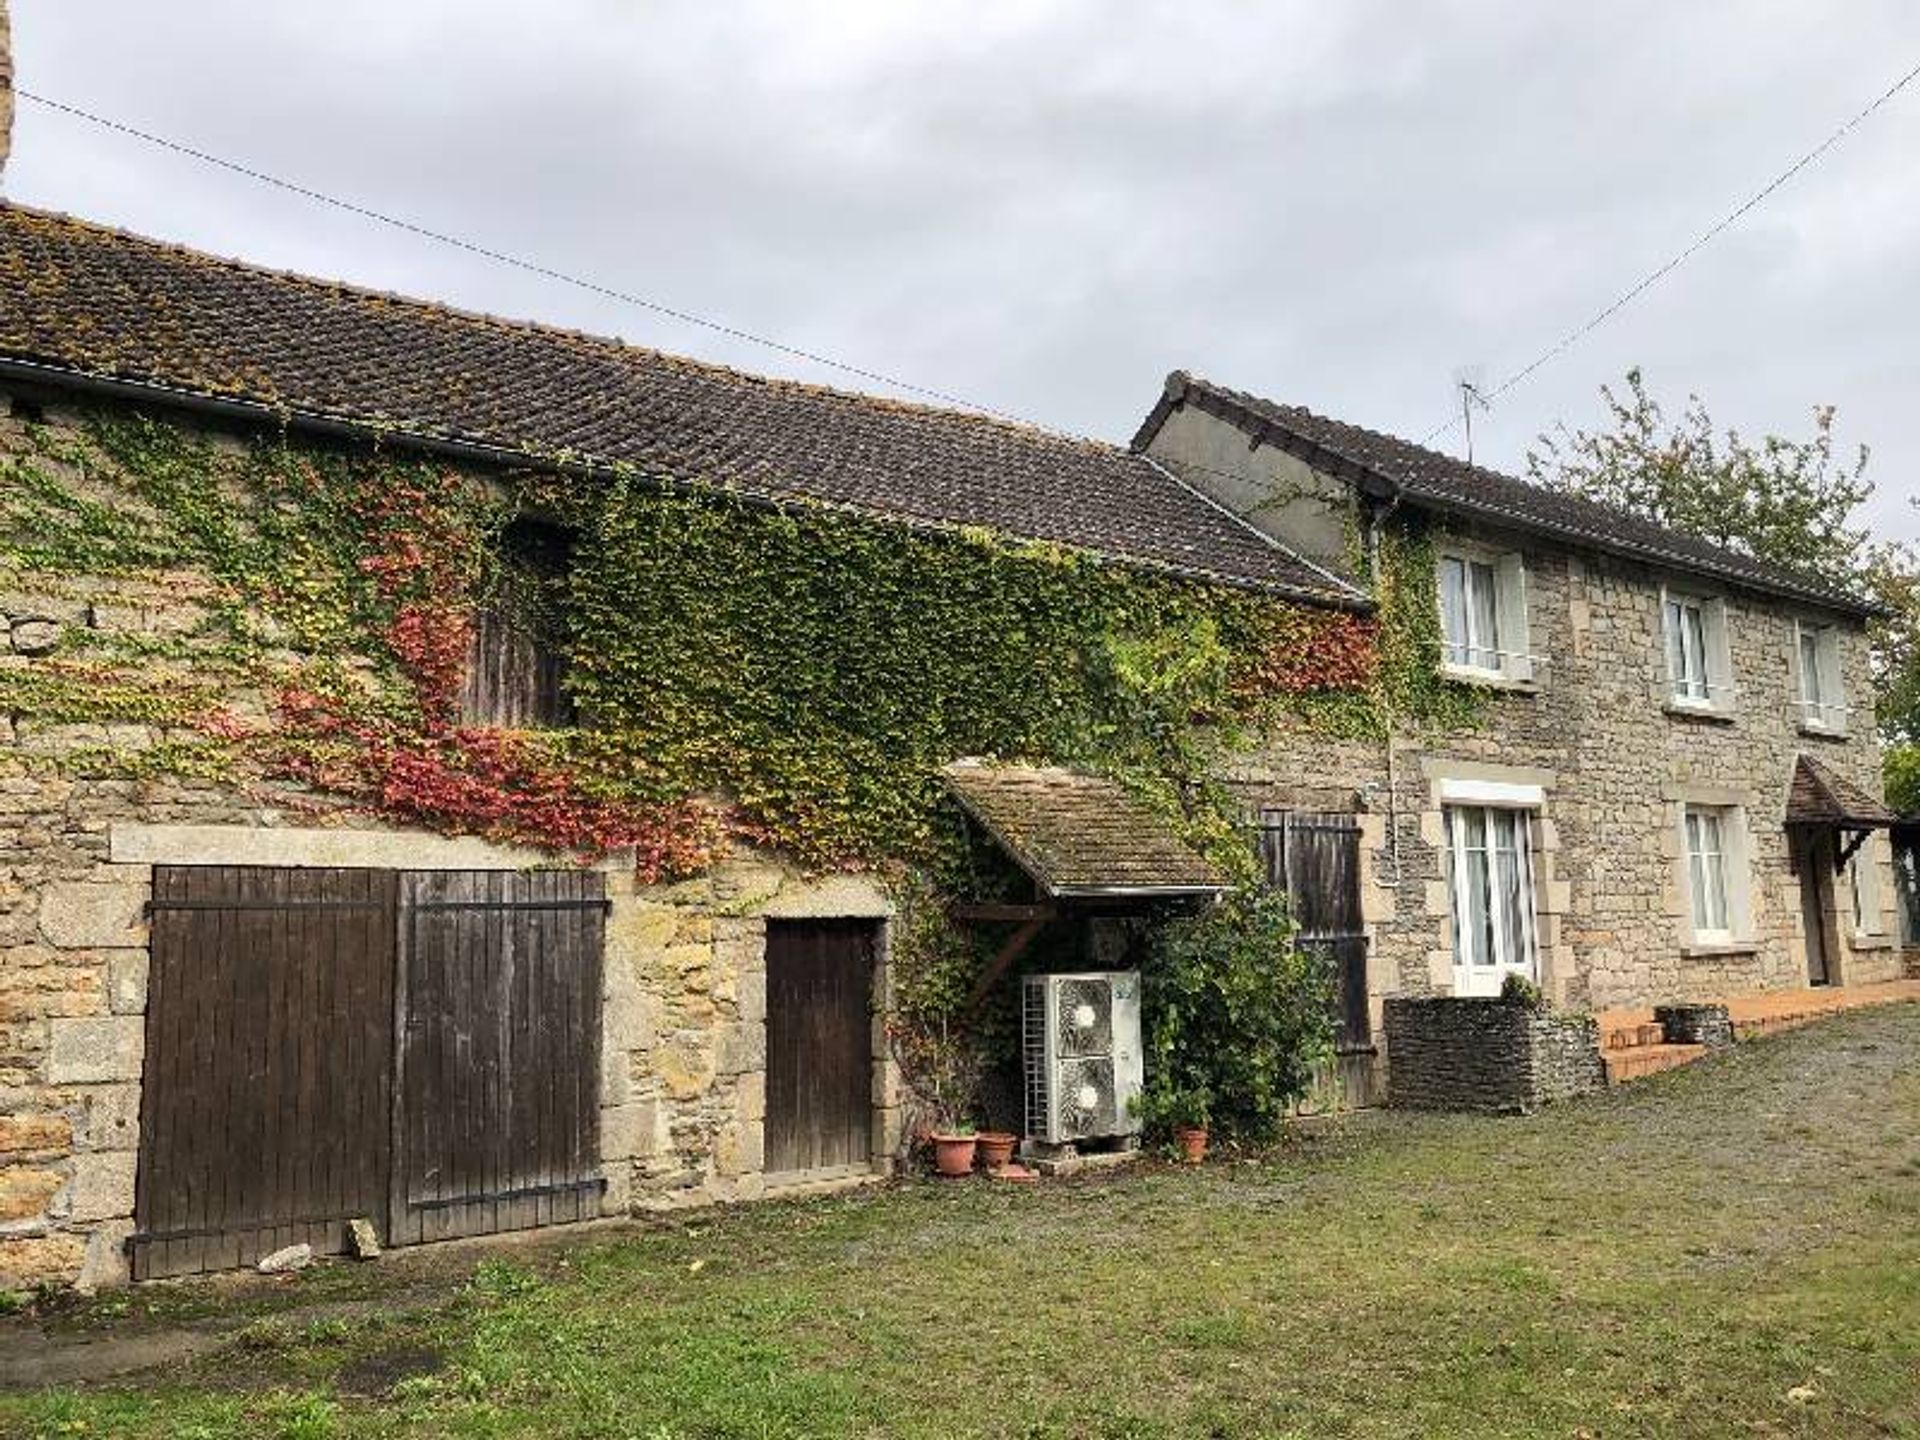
4,1005 -> 1919,1439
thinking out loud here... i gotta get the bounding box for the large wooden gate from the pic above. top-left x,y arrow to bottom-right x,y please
132,865 -> 604,1279
764,920 -> 876,1178
391,870 -> 605,1245
132,867 -> 397,1280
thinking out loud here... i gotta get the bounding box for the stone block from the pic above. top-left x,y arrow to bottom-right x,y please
657,1038 -> 715,1102
714,1122 -> 763,1178
0,1114 -> 72,1156
735,1071 -> 765,1123
67,1150 -> 137,1222
0,1234 -> 85,1290
106,952 -> 148,1015
9,617 -> 63,656
736,970 -> 767,1027
600,1102 -> 655,1162
73,1085 -> 141,1152
76,1220 -> 132,1293
759,874 -> 892,919
39,883 -> 147,950
47,1016 -> 144,1084
0,1166 -> 63,1223
716,1023 -> 766,1077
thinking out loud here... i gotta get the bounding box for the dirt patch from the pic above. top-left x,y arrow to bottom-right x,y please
334,1343 -> 445,1397
0,1325 -> 221,1389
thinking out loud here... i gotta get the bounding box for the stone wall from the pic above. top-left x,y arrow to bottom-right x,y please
0,398 -> 902,1291
1171,406 -> 1904,1030
1383,998 -> 1604,1113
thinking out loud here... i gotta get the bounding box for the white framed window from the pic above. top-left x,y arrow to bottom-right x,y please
1849,840 -> 1883,936
1437,549 -> 1531,683
1684,807 -> 1732,938
1663,590 -> 1733,711
1445,803 -> 1538,994
1794,620 -> 1848,734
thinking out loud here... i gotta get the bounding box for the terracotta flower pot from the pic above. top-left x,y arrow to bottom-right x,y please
975,1131 -> 1017,1170
932,1132 -> 978,1178
1174,1125 -> 1209,1164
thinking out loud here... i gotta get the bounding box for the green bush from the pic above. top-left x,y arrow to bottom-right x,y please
1137,889 -> 1334,1142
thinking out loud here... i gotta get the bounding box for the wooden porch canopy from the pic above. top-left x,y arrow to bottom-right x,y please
941,760 -> 1226,1009
1785,753 -> 1898,869
942,759 -> 1228,900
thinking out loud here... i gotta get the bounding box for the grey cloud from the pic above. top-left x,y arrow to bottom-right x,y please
8,0 -> 1917,538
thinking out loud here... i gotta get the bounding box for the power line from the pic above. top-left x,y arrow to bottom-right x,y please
16,87 -> 1030,423
1423,57 -> 1920,446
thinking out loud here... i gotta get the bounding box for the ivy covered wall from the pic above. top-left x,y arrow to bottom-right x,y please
0,404 -> 1432,881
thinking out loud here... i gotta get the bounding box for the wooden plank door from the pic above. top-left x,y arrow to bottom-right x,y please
390,869 -> 606,1246
131,866 -> 395,1281
764,920 -> 876,1177
1258,811 -> 1371,1048
1796,830 -> 1836,986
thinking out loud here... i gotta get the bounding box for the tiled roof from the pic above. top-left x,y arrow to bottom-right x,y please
941,760 -> 1227,896
1136,372 -> 1879,617
1785,754 -> 1896,828
0,205 -> 1364,606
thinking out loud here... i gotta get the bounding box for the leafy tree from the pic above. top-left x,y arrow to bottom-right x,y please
1530,369 -> 1920,813
1527,367 -> 1874,576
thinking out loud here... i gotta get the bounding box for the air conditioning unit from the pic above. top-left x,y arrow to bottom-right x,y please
1023,971 -> 1144,1146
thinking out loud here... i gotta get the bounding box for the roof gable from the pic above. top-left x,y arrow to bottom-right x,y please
0,206 -> 1365,607
1136,371 -> 1879,618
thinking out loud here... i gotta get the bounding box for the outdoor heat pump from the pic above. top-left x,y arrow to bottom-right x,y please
1023,970 -> 1144,1146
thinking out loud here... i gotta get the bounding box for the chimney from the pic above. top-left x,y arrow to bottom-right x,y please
0,0 -> 12,188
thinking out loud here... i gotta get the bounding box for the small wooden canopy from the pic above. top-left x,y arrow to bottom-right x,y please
941,759 -> 1227,899
1785,754 -> 1897,831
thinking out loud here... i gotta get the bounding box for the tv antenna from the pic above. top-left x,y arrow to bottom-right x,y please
1453,365 -> 1491,463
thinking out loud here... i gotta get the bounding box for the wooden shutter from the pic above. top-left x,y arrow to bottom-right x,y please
390,869 -> 606,1245
1256,811 -> 1371,1050
131,867 -> 396,1280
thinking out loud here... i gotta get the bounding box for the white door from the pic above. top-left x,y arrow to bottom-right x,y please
1446,805 -> 1539,996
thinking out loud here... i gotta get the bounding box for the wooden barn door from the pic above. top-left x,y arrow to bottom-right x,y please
1258,811 -> 1371,1049
764,920 -> 876,1178
131,867 -> 396,1280
390,870 -> 606,1245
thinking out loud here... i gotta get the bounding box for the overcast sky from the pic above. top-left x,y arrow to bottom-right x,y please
8,2 -> 1918,541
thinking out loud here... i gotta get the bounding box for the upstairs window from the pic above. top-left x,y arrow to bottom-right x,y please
1437,549 -> 1531,683
1795,620 -> 1847,734
1663,590 -> 1732,712
461,518 -> 576,728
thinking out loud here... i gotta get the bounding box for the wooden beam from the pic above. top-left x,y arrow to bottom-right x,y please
965,916 -> 1048,1014
950,902 -> 1057,924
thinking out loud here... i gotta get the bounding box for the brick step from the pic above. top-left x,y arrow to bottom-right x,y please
1603,1042 -> 1707,1084
1601,1021 -> 1668,1051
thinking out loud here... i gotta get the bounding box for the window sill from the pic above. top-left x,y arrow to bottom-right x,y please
1796,721 -> 1851,742
1663,700 -> 1736,725
1680,940 -> 1758,959
1440,666 -> 1539,694
1849,935 -> 1893,952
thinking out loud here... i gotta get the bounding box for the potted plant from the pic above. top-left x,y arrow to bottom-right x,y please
891,1016 -> 988,1179
1171,1092 -> 1212,1165
974,1129 -> 1018,1170
931,1121 -> 979,1178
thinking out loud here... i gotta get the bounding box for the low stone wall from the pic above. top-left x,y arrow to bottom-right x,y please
1384,998 -> 1604,1113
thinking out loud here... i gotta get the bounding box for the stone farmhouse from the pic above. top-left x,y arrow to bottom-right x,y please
0,200 -> 1904,1293
1137,373 -> 1905,1094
